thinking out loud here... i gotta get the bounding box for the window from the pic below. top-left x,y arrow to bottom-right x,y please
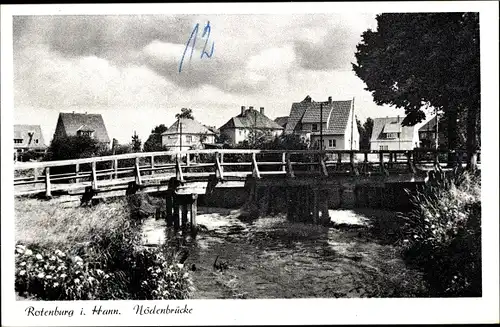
35,139 -> 39,144
380,145 -> 389,151
312,124 -> 318,132
385,132 -> 397,139
14,139 -> 23,144
185,135 -> 193,143
328,139 -> 336,148
77,130 -> 94,137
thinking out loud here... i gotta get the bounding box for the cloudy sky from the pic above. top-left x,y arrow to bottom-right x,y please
13,14 -> 406,144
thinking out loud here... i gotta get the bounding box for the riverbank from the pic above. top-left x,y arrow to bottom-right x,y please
142,207 -> 428,298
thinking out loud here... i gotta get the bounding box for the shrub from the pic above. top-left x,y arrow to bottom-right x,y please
399,169 -> 481,296
15,197 -> 194,300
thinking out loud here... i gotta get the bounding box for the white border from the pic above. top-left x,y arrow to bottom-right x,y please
2,2 -> 499,326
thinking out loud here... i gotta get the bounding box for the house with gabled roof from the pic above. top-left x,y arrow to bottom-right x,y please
418,115 -> 445,149
53,112 -> 111,147
370,116 -> 420,151
162,118 -> 216,151
14,124 -> 47,160
219,106 -> 284,146
284,95 -> 360,150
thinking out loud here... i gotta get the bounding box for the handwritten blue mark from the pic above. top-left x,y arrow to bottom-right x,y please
179,21 -> 215,73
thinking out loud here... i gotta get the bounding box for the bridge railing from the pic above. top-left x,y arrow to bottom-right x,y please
14,148 -> 480,197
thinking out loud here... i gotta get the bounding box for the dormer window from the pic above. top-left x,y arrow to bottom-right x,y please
385,132 -> 398,139
14,139 -> 23,144
312,124 -> 318,132
77,130 -> 94,137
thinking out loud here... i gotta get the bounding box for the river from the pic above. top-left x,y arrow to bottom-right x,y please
141,207 -> 427,298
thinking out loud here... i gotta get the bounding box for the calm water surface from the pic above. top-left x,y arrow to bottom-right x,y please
141,207 -> 426,298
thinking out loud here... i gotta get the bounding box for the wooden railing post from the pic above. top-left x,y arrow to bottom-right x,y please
252,153 -> 261,179
175,156 -> 184,182
75,163 -> 80,183
286,152 -> 295,178
281,152 -> 286,173
150,155 -> 155,175
363,152 -> 369,174
34,167 -> 39,182
319,153 -> 328,176
407,151 -> 416,173
379,152 -> 388,176
45,167 -> 51,198
215,152 -> 224,180
135,157 -> 142,186
113,159 -> 118,179
91,161 -> 98,191
337,152 -> 342,171
350,152 -> 359,176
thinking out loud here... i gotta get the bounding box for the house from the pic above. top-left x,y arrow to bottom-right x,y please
219,106 -> 284,146
53,112 -> 111,147
284,95 -> 360,150
274,116 -> 288,129
14,124 -> 47,160
418,115 -> 445,149
161,118 -> 216,151
370,116 -> 419,151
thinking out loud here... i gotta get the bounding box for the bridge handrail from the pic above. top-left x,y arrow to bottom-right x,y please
14,148 -> 479,170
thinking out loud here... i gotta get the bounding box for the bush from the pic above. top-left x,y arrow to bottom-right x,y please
399,169 -> 481,296
15,198 -> 194,300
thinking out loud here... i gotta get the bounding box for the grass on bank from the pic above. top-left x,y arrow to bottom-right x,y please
14,196 -> 194,300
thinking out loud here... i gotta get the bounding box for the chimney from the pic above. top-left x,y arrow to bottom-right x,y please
72,111 -> 75,114
241,106 -> 245,115
260,107 -> 265,115
328,96 -> 332,104
249,106 -> 254,110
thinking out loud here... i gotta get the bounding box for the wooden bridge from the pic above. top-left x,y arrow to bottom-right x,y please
14,148 -> 479,230
14,148 -> 478,198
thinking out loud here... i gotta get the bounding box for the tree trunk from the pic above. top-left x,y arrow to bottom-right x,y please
466,106 -> 478,171
446,108 -> 458,167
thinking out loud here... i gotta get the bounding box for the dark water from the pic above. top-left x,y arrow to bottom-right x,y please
141,207 -> 427,299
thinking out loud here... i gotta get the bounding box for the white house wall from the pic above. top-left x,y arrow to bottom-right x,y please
162,134 -> 214,150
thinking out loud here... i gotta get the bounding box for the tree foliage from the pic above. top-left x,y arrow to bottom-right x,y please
353,13 -> 480,167
175,108 -> 194,120
45,135 -> 104,161
356,117 -> 374,150
143,124 -> 169,152
131,132 -> 142,152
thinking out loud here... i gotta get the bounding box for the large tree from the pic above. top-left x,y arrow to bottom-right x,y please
175,108 -> 194,120
357,117 -> 374,150
143,124 -> 169,152
353,13 -> 480,169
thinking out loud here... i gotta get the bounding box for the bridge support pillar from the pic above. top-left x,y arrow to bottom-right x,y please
165,193 -> 174,227
181,203 -> 188,230
312,189 -> 319,224
190,194 -> 198,233
173,196 -> 180,230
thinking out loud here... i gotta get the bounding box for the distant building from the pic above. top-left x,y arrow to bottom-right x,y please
53,112 -> 111,147
370,116 -> 419,151
274,116 -> 288,129
14,124 -> 47,160
284,95 -> 360,150
418,115 -> 445,149
219,106 -> 284,146
161,118 -> 216,151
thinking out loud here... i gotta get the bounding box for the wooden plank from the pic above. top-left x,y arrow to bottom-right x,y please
175,157 -> 185,182
286,153 -> 295,178
215,153 -> 224,180
190,194 -> 198,232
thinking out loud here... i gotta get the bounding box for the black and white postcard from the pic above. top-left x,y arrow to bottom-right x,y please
1,2 -> 498,326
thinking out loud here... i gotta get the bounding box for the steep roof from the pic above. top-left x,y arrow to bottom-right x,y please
220,109 -> 284,130
371,117 -> 415,142
285,96 -> 353,135
14,124 -> 47,149
419,115 -> 438,132
162,118 -> 216,135
58,113 -> 110,143
274,116 -> 288,128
